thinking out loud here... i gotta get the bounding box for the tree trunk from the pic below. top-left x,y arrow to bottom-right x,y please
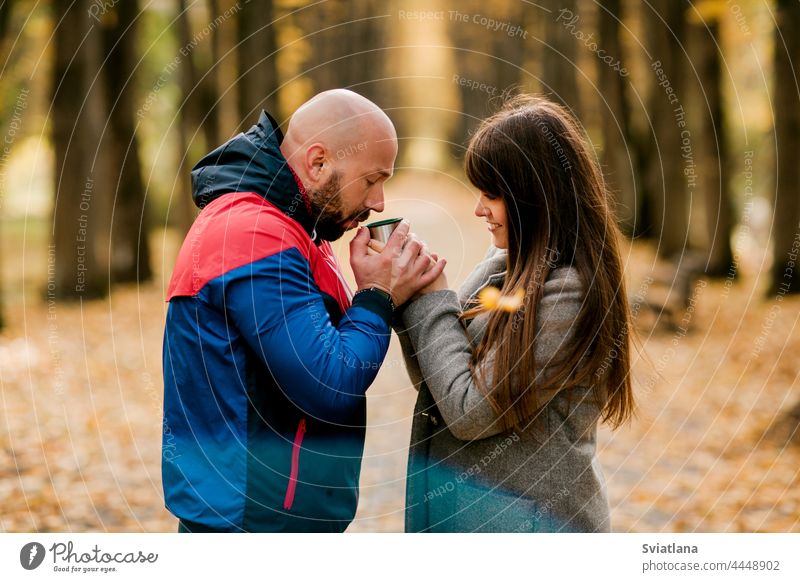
297,0 -> 386,106
0,0 -> 12,43
51,0 -> 109,299
202,0 -> 222,148
541,0 -> 582,118
771,0 -> 800,295
449,0 -> 525,156
690,17 -> 734,278
237,0 -> 278,126
175,0 -> 202,233
597,0 -> 638,236
0,0 -> 15,328
346,0 -> 387,106
101,0 -> 152,283
644,0 -> 688,259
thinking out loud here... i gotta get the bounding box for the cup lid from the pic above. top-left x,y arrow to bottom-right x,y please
365,217 -> 403,228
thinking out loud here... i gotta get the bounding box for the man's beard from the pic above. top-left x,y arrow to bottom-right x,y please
308,171 -> 370,241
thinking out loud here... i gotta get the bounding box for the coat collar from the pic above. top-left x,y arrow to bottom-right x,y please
190,110 -> 319,241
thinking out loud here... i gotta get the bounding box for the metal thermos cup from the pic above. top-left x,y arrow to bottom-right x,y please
366,218 -> 403,244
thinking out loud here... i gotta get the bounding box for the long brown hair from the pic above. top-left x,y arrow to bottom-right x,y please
464,94 -> 634,431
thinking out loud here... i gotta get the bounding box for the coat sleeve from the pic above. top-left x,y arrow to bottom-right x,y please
222,246 -> 392,424
401,269 -> 584,441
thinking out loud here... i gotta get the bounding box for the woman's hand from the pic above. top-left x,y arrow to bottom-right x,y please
415,268 -> 448,296
367,235 -> 448,301
354,226 -> 445,306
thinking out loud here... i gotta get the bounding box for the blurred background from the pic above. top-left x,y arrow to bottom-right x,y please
0,0 -> 798,532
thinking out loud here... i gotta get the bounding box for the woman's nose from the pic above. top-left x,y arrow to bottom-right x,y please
474,200 -> 486,217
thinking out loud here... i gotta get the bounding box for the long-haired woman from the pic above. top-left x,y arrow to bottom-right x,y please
396,94 -> 634,532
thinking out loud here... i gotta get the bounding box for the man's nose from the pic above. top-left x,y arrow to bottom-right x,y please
366,187 -> 385,213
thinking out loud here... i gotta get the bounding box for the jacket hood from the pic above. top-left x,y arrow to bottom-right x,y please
190,110 -> 316,237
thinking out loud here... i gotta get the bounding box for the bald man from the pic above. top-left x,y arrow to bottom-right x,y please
162,90 -> 444,533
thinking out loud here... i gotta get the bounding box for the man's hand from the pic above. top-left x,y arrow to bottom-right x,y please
350,221 -> 447,306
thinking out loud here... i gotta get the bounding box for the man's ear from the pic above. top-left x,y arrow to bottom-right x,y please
304,143 -> 328,184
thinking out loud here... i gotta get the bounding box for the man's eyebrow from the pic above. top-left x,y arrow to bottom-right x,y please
370,169 -> 392,179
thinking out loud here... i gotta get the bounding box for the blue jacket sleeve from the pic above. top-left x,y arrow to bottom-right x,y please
220,247 -> 392,423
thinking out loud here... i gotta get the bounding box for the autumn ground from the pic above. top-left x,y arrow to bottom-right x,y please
1,171 -> 798,533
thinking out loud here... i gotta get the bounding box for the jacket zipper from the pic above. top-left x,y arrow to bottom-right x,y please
283,418 -> 307,511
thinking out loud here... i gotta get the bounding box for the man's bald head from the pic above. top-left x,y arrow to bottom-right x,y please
282,89 -> 396,161
279,89 -> 398,241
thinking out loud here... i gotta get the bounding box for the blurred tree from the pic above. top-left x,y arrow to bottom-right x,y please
597,0 -> 637,236
0,0 -> 13,328
174,0 -> 235,232
541,0 -> 582,118
688,3 -> 734,278
100,0 -> 152,283
203,0 -> 222,147
296,0 -> 387,107
771,0 -> 800,296
176,0 -> 203,233
448,0 -> 532,158
643,0 -> 689,258
0,0 -> 11,44
51,0 -> 109,299
449,0 -> 525,156
237,0 -> 279,125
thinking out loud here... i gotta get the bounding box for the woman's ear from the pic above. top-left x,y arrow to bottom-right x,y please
304,143 -> 328,185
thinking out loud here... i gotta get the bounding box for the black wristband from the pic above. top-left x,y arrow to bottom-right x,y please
352,287 -> 395,326
359,287 -> 394,310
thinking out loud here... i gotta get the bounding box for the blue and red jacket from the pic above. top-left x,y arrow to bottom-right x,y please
162,111 -> 393,532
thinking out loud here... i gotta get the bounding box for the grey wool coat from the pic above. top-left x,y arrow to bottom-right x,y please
396,246 -> 611,533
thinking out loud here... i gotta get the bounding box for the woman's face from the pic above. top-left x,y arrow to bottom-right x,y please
474,192 -> 508,249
